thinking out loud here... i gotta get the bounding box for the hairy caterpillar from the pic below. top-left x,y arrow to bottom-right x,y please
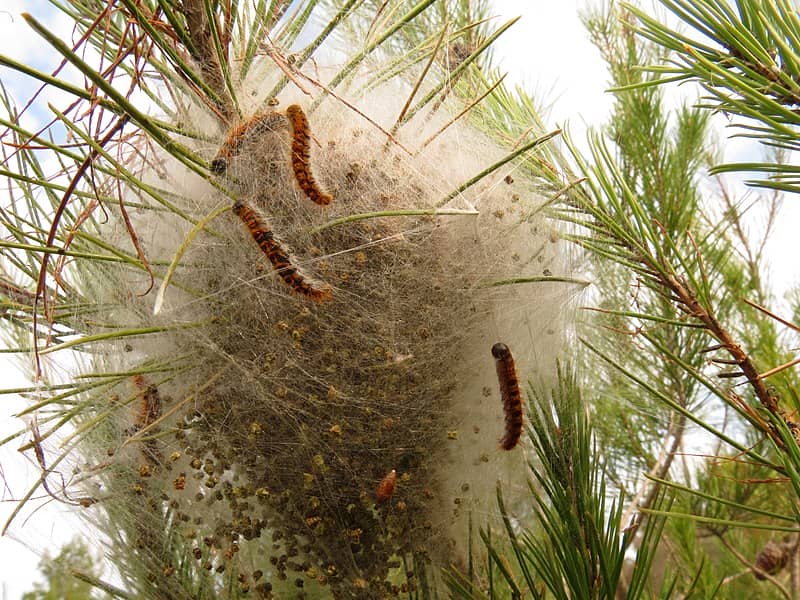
211,111 -> 285,175
376,469 -> 397,503
285,104 -> 333,206
491,343 -> 523,450
131,375 -> 164,465
233,200 -> 333,302
132,375 -> 162,430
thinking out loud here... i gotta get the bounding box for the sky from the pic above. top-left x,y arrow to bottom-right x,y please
1,1 -> 799,598
493,0 -> 612,137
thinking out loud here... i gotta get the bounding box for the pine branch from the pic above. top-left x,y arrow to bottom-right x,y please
625,0 -> 800,194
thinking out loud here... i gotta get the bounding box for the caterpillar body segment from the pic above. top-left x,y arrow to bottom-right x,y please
232,201 -> 332,302
211,111 -> 285,175
285,104 -> 333,206
491,342 -> 523,450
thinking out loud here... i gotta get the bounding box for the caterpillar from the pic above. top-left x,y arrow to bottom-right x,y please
491,343 -> 523,450
211,111 -> 285,175
132,374 -> 162,430
285,104 -> 333,206
233,200 -> 333,302
376,469 -> 397,503
131,375 -> 164,465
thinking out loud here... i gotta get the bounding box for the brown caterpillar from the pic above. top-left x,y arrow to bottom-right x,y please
233,200 -> 332,302
285,104 -> 333,206
131,375 -> 164,465
132,375 -> 162,430
211,111 -> 285,175
491,343 -> 523,450
376,469 -> 397,503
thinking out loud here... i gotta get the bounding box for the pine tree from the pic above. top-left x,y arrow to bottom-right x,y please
475,2 -> 800,598
22,538 -> 117,600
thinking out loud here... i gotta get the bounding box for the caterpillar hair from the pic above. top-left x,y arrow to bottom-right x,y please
211,111 -> 285,175
285,104 -> 333,206
376,469 -> 397,503
232,200 -> 333,302
491,343 -> 523,451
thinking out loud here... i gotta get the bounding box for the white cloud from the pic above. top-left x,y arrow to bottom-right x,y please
491,0 -> 613,134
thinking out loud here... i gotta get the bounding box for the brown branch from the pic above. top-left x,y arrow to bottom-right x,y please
179,0 -> 235,122
662,271 -> 799,446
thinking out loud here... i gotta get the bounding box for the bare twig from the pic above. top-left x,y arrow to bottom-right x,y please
620,409 -> 685,536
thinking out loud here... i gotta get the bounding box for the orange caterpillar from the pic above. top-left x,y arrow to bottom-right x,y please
211,111 -> 285,175
491,343 -> 523,450
285,104 -> 333,206
376,469 -> 397,503
233,200 -> 332,302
